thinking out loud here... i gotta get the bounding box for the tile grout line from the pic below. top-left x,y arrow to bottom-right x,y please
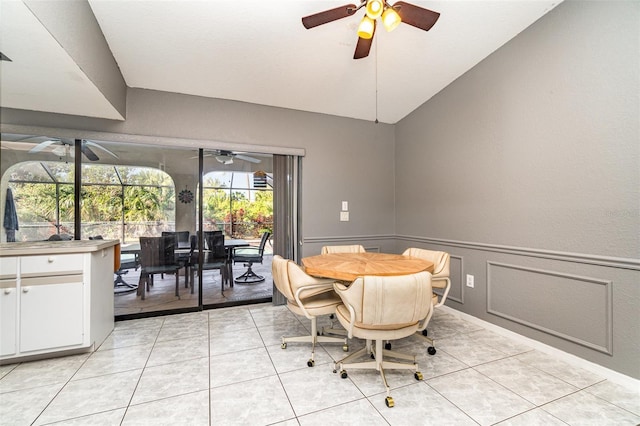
120,316 -> 165,424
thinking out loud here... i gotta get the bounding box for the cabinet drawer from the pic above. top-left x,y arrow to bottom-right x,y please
21,254 -> 84,277
0,257 -> 18,280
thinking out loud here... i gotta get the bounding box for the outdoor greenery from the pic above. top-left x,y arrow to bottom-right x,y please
203,184 -> 273,237
7,162 -> 272,241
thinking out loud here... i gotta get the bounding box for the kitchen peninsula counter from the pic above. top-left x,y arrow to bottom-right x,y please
0,240 -> 117,363
0,239 -> 119,256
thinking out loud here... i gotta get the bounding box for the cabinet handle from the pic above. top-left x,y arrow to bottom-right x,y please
3,288 -> 12,295
22,287 -> 30,293
48,257 -> 55,263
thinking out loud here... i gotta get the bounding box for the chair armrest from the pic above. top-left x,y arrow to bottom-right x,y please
293,282 -> 336,319
433,277 -> 451,308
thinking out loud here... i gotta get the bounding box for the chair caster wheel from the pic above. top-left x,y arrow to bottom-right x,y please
281,343 -> 287,349
385,342 -> 392,350
307,359 -> 315,367
385,396 -> 394,407
427,346 -> 436,355
340,370 -> 348,379
342,344 -> 349,352
422,329 -> 428,336
414,371 -> 424,380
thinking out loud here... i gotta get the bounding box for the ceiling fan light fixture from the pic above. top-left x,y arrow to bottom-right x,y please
382,7 -> 401,32
357,16 -> 375,39
215,155 -> 233,165
365,0 -> 384,19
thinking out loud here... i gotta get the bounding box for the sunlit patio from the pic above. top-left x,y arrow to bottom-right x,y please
114,254 -> 273,317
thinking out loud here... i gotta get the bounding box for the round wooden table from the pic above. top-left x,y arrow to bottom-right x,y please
302,252 -> 434,282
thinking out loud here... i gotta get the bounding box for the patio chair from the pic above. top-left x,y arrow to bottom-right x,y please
138,235 -> 181,300
189,232 -> 229,293
233,231 -> 271,284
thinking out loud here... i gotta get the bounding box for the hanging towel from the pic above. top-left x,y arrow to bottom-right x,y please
3,188 -> 19,242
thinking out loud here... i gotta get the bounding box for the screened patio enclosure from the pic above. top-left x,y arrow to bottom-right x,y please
3,162 -> 273,244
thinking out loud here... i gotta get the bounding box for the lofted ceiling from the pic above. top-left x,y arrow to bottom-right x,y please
0,0 -> 562,124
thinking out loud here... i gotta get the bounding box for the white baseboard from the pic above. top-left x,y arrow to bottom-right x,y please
440,305 -> 640,392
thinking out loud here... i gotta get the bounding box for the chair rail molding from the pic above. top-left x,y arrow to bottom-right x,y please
396,235 -> 640,271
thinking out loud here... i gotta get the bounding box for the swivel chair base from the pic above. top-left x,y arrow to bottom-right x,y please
114,269 -> 138,294
235,263 -> 265,284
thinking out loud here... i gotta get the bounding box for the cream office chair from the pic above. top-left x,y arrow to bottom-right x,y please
402,248 -> 451,355
319,244 -> 365,336
321,244 -> 366,254
272,255 -> 348,367
332,271 -> 434,407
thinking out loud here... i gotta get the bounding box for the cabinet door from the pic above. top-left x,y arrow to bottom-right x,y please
0,279 -> 17,356
20,275 -> 84,353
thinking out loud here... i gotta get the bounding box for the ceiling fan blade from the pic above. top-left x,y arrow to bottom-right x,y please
354,22 -> 376,59
84,140 -> 119,159
28,140 -> 58,153
234,154 -> 261,164
81,142 -> 100,161
393,1 -> 440,31
302,4 -> 358,29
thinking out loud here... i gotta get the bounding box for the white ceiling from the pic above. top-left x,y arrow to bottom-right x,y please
0,0 -> 562,124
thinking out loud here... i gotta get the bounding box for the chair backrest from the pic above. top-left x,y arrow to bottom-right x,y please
48,233 -> 73,241
334,272 -> 433,329
162,231 -> 190,247
190,234 -> 198,251
139,235 -> 176,268
402,248 -> 450,286
203,232 -> 226,263
175,231 -> 190,245
321,244 -> 365,254
272,255 -> 335,304
272,255 -> 293,301
203,231 -> 223,249
257,231 -> 271,253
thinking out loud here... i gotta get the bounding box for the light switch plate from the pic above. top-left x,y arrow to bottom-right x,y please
340,211 -> 349,221
342,201 -> 348,211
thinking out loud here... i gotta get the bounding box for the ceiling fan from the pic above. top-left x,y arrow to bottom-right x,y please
302,0 -> 440,59
203,150 -> 262,165
27,138 -> 118,161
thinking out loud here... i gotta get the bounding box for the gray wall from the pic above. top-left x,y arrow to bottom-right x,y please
394,0 -> 639,379
1,87 -> 397,257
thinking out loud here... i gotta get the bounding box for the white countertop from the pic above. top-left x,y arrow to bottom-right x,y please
0,240 -> 119,256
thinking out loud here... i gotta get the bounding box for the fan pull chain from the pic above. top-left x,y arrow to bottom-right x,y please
375,38 -> 379,124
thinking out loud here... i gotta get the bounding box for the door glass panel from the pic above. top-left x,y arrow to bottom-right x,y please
199,153 -> 274,307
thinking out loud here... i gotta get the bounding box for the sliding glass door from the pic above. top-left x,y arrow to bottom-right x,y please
1,132 -> 300,320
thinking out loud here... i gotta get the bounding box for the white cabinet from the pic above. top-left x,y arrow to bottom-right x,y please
0,257 -> 18,357
20,276 -> 84,352
0,241 -> 116,362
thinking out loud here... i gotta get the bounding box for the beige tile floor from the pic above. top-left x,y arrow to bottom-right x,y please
1,305 -> 639,425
